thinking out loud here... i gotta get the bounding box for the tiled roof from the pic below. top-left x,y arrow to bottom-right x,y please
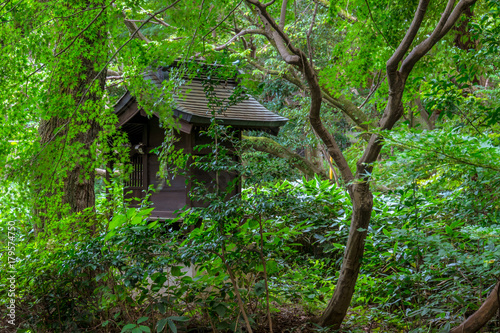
115,67 -> 288,130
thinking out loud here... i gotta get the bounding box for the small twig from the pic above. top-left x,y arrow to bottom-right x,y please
263,0 -> 277,7
139,6 -> 174,28
202,0 -> 243,40
0,0 -> 13,15
214,246 -> 254,333
383,138 -> 500,172
359,69 -> 385,109
183,0 -> 205,62
454,104 -> 484,138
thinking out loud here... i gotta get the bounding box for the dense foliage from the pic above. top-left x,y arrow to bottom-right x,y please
1,0 -> 499,332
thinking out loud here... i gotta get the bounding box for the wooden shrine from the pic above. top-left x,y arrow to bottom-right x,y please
113,65 -> 288,219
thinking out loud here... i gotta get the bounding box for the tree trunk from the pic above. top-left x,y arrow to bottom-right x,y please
237,0 -> 478,329
317,182 -> 373,328
34,0 -> 107,230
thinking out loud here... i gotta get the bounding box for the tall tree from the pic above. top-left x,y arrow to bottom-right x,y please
36,0 -> 108,215
0,0 -> 110,234
216,0 -> 479,328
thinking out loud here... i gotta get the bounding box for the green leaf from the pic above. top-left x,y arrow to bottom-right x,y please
445,226 -> 454,235
171,266 -> 183,277
254,280 -> 266,296
122,324 -> 137,332
126,207 -> 136,219
167,319 -> 177,333
248,219 -> 259,229
266,260 -> 278,274
156,319 -> 168,333
157,303 -> 166,314
439,322 -> 451,333
215,304 -> 227,317
110,214 -> 127,230
450,220 -> 464,229
137,317 -> 149,324
139,325 -> 151,332
132,215 -> 143,225
104,230 -> 116,241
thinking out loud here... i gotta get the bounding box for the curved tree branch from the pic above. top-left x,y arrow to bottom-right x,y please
244,0 -> 353,182
386,0 -> 430,83
243,135 -> 328,179
359,0 -> 477,175
400,0 -> 476,76
246,0 -> 301,58
214,29 -> 267,50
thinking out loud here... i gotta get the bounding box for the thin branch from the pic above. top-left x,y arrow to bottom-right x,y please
263,0 -> 276,7
214,29 -> 267,50
48,6 -> 107,21
454,104 -> 485,137
244,135 -> 328,179
0,0 -> 21,18
246,0 -> 301,57
183,0 -> 205,62
202,0 -> 244,40
139,6 -> 175,28
0,0 -> 12,15
106,80 -> 124,89
244,56 -> 304,87
106,80 -> 124,88
359,70 -> 384,109
125,19 -> 162,25
381,136 -> 500,172
123,13 -> 151,42
106,69 -> 121,76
